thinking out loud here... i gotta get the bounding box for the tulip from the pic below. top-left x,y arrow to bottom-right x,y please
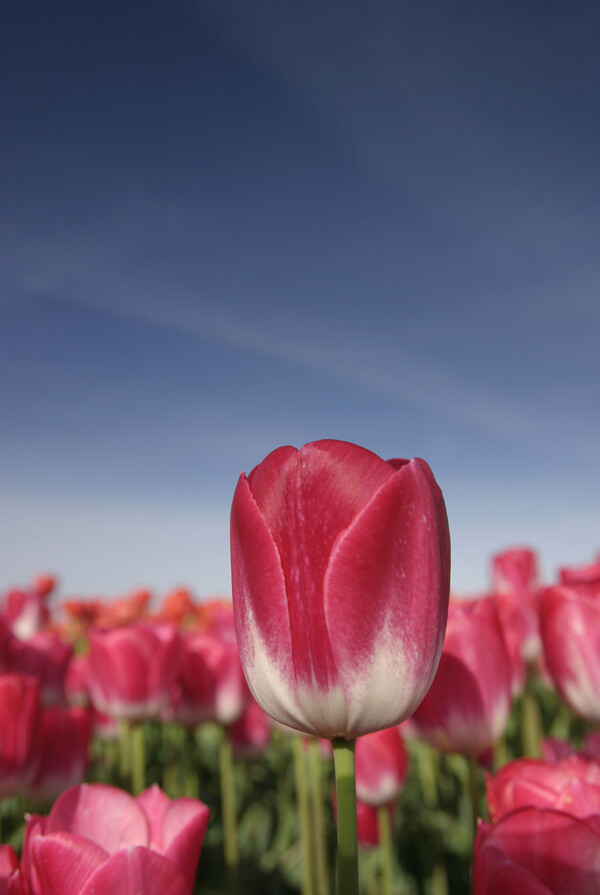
228,697 -> 271,759
2,586 -> 50,640
22,783 -> 210,895
473,806 -> 600,894
0,845 -> 24,895
412,597 -> 512,757
230,440 -> 450,740
5,631 -> 73,705
558,554 -> 600,596
87,623 -> 180,721
0,672 -> 41,798
539,585 -> 600,721
28,706 -> 91,803
355,726 -> 409,807
486,756 -> 600,822
171,630 -> 248,727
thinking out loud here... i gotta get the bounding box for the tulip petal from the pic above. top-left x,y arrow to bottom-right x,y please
32,832 -> 108,895
47,784 -> 149,853
80,847 -> 188,895
476,808 -> 600,895
540,587 -> 600,721
137,785 -> 210,893
231,471 -> 299,729
324,459 -> 449,737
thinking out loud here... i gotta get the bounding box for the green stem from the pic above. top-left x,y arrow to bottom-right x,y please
219,728 -> 239,895
119,720 -> 131,783
521,681 -> 543,759
131,723 -> 146,795
377,804 -> 394,895
309,738 -> 329,895
293,736 -> 315,895
332,738 -> 359,895
467,755 -> 481,838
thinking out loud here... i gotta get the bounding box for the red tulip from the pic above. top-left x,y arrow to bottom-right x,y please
412,598 -> 512,756
5,631 -> 73,705
0,845 -> 24,895
2,587 -> 49,640
486,756 -> 600,822
22,783 -> 209,895
28,706 -> 91,803
87,623 -> 180,721
0,672 -> 41,798
473,807 -> 600,894
491,547 -> 539,596
231,440 -> 450,739
228,698 -> 271,759
171,630 -> 248,726
539,585 -> 600,721
558,555 -> 600,596
355,726 -> 409,806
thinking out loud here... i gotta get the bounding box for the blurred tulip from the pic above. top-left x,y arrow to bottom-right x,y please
64,654 -> 90,707
5,631 -> 73,705
355,726 -> 409,806
539,585 -> 600,721
486,756 -> 600,822
558,555 -> 600,597
412,598 -> 512,757
171,630 -> 248,726
491,547 -> 541,664
231,440 -> 450,739
2,587 -> 49,640
228,698 -> 271,759
29,706 -> 91,803
491,547 -> 539,596
473,806 -> 600,894
87,623 -> 180,721
22,783 -> 210,895
0,672 -> 41,798
0,844 -> 24,895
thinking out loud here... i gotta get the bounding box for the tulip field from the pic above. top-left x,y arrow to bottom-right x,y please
1,442 -> 600,895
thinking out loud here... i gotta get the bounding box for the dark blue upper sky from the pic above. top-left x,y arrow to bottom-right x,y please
2,1 -> 599,597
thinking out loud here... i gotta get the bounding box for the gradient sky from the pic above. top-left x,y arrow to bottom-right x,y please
2,1 -> 599,602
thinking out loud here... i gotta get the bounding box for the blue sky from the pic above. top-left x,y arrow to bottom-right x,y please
2,1 -> 599,600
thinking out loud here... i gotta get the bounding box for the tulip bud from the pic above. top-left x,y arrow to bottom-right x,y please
231,440 -> 450,739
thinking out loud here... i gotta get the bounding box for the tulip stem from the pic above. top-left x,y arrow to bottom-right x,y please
332,738 -> 359,895
308,738 -> 330,895
219,728 -> 239,895
467,755 -> 481,838
521,671 -> 543,759
293,736 -> 315,895
377,804 -> 394,895
131,723 -> 146,795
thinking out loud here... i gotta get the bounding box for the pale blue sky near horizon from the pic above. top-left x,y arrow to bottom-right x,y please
2,1 -> 599,601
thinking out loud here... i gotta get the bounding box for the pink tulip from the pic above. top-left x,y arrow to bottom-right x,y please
171,630 -> 248,726
5,631 -> 73,706
64,654 -> 90,708
355,726 -> 409,806
473,806 -> 600,894
28,706 -> 91,803
228,698 -> 271,759
412,598 -> 512,756
1,587 -> 50,641
491,547 -> 539,596
539,585 -> 600,721
0,672 -> 41,798
22,783 -> 209,895
87,623 -> 180,721
230,440 -> 450,739
558,554 -> 600,596
486,756 -> 600,822
0,845 -> 24,895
